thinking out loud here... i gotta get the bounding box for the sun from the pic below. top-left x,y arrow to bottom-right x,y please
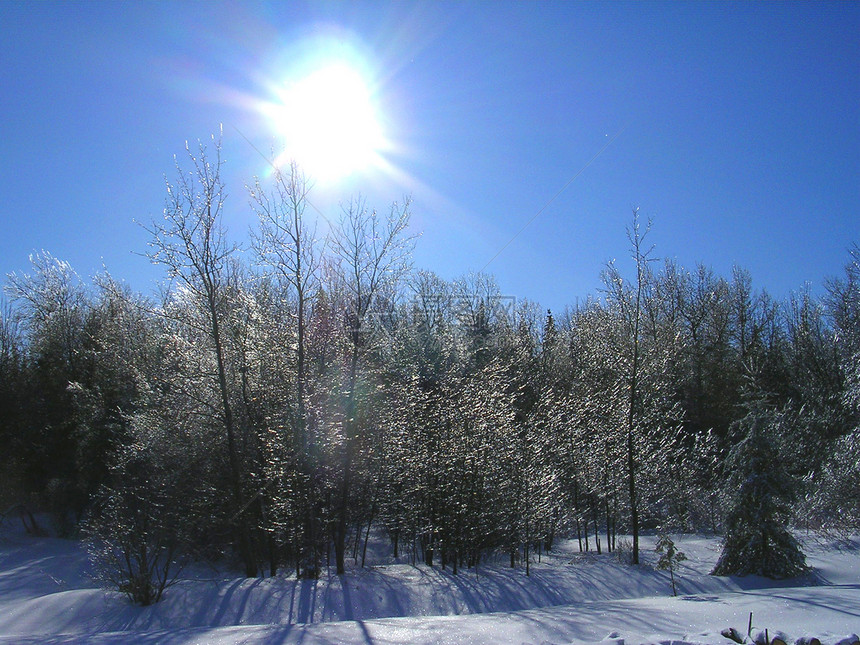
271,62 -> 385,184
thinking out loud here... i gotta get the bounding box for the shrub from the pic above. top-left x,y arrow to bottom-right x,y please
85,446 -> 186,605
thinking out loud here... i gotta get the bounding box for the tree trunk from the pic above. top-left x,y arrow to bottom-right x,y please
626,211 -> 647,566
335,471 -> 349,575
209,288 -> 257,578
335,340 -> 361,575
525,517 -> 531,576
361,495 -> 376,568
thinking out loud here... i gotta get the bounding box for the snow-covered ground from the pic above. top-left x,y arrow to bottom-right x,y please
0,520 -> 857,644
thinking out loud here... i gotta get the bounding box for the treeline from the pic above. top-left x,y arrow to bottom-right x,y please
0,140 -> 857,601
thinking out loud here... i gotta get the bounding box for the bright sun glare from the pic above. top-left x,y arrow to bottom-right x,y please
272,63 -> 384,184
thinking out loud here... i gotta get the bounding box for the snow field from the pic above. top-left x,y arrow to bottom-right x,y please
0,523 -> 857,644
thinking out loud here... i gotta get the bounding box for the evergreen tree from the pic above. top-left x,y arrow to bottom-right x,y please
5,252 -> 93,529
711,406 -> 808,578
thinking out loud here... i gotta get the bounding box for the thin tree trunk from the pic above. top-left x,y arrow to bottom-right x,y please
573,481 -> 583,552
335,345 -> 361,575
525,517 -> 531,576
335,469 -> 350,574
605,497 -> 612,553
583,517 -> 589,552
626,265 -> 641,565
353,520 -> 362,563
361,494 -> 376,568
209,290 -> 257,578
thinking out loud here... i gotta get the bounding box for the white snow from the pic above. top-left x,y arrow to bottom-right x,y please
1,521 -> 858,644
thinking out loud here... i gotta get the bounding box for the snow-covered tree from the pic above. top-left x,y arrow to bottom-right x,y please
250,161 -> 326,578
806,244 -> 860,532
655,533 -> 686,596
144,137 -> 259,576
711,405 -> 808,578
328,196 -> 414,574
5,252 -> 93,530
0,299 -> 29,504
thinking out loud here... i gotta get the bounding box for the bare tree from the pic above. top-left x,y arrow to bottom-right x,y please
144,135 -> 257,577
250,161 -> 324,577
328,196 -> 414,574
250,161 -> 322,455
602,208 -> 655,565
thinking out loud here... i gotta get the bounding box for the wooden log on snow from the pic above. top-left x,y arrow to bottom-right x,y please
795,637 -> 821,645
834,635 -> 860,645
721,627 -> 747,644
752,629 -> 789,645
769,631 -> 790,645
795,638 -> 821,645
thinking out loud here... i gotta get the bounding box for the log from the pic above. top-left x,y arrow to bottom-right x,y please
752,630 -> 769,645
769,631 -> 790,645
721,627 -> 747,644
834,635 -> 859,645
795,637 -> 822,645
752,629 -> 789,645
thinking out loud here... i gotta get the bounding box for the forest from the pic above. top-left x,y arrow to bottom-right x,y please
0,140 -> 858,605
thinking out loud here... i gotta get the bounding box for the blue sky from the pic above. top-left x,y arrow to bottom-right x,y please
1,1 -> 857,313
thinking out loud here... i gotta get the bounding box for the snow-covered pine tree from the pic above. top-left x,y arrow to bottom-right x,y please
711,405 -> 808,578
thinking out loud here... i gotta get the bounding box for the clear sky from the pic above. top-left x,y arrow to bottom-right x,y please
1,1 -> 858,313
